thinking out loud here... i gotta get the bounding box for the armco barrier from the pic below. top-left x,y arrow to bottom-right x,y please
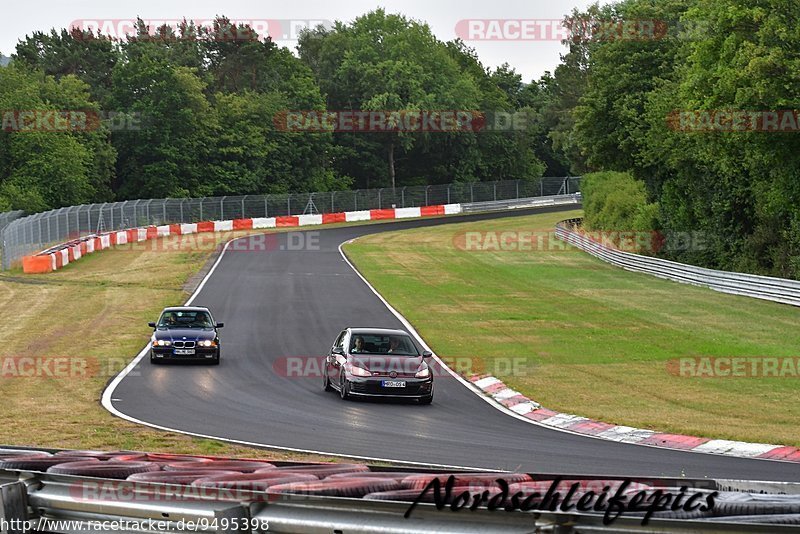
3,446 -> 800,533
21,204 -> 461,273
555,218 -> 800,307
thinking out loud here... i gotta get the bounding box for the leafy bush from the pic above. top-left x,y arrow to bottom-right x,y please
582,171 -> 658,231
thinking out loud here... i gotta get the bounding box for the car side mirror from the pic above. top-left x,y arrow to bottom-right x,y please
332,347 -> 345,356
422,351 -> 433,359
216,322 -> 224,328
148,322 -> 156,328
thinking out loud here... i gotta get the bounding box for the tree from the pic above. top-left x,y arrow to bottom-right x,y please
0,66 -> 99,211
299,10 -> 484,190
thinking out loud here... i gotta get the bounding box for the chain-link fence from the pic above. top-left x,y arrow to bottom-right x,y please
0,210 -> 25,268
0,177 -> 580,269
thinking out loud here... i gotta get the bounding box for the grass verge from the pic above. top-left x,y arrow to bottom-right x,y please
343,209 -> 800,446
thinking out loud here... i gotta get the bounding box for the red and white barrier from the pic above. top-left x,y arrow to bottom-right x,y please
22,204 -> 463,273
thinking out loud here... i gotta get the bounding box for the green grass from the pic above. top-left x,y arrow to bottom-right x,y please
344,209 -> 800,446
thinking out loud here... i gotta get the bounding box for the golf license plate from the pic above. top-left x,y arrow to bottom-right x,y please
381,380 -> 406,388
174,349 -> 195,355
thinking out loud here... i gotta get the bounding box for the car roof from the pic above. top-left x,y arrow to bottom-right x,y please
348,327 -> 410,336
162,306 -> 211,312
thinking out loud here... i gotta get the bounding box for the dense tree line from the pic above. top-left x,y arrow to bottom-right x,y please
0,11 -> 551,212
2,3 -> 796,277
554,0 -> 800,278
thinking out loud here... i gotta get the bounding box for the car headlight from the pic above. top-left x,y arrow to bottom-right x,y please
348,364 -> 371,377
153,339 -> 171,347
199,340 -> 216,347
415,365 -> 430,378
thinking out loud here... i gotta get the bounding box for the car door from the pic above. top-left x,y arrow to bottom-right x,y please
329,330 -> 347,386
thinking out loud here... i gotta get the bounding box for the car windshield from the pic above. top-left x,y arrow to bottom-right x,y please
158,310 -> 213,328
349,334 -> 418,356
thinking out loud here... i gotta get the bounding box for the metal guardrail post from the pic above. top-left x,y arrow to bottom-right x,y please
0,481 -> 27,534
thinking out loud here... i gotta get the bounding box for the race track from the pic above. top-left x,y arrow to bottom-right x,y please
107,206 -> 800,481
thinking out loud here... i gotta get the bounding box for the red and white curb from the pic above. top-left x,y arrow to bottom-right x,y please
21,204 -> 463,273
469,374 -> 800,462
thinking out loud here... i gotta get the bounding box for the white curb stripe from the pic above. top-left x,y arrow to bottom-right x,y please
214,220 -> 233,232
540,413 -> 590,429
298,214 -> 323,226
596,426 -> 655,444
345,210 -> 371,222
510,402 -> 539,415
692,440 -> 780,458
395,207 -> 421,219
252,217 -> 276,229
493,388 -> 522,401
474,376 -> 502,389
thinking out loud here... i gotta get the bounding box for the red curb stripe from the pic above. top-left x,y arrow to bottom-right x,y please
524,408 -> 558,421
567,419 -> 617,435
421,205 -> 445,216
499,395 -> 530,408
483,382 -> 507,394
197,221 -> 215,233
233,218 -> 253,230
369,209 -> 395,220
755,446 -> 800,461
322,212 -> 346,224
640,433 -> 711,450
275,216 -> 299,227
169,223 -> 182,235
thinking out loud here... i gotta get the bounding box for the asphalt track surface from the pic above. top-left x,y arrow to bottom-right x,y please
109,206 -> 800,481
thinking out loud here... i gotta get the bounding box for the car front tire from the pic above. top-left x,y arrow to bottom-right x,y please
323,367 -> 333,392
339,372 -> 350,400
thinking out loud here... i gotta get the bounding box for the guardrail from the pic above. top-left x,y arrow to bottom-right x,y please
2,446 -> 799,533
555,218 -> 800,307
461,193 -> 581,213
0,177 -> 581,270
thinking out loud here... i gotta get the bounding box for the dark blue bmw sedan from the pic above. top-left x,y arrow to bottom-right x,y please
148,306 -> 223,365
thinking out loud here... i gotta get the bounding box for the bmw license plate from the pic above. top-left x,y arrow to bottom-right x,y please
174,349 -> 195,355
381,380 -> 406,388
